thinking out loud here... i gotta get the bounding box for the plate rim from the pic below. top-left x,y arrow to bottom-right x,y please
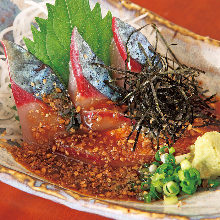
0,163 -> 189,220
1,0 -> 220,219
112,0 -> 220,47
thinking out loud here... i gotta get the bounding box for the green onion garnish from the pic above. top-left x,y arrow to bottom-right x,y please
131,145 -> 202,204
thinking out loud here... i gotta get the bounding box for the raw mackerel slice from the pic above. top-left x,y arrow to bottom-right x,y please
2,40 -> 80,144
69,27 -> 131,131
69,27 -> 120,108
82,109 -> 132,131
111,17 -> 162,72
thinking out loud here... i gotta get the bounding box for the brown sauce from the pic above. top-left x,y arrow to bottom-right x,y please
10,101 -> 220,200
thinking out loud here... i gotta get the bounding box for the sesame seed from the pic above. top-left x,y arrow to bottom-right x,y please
55,88 -> 62,93
128,139 -> 135,143
76,106 -> 81,113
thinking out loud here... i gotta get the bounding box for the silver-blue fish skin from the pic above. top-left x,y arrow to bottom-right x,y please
74,28 -> 121,102
3,40 -> 81,129
115,18 -> 162,68
4,40 -> 65,100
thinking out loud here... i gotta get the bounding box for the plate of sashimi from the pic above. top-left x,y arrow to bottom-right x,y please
0,0 -> 220,219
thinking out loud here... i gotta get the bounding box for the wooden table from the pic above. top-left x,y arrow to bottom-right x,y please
0,0 -> 219,219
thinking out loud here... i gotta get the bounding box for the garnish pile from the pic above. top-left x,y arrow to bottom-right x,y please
131,146 -> 220,204
107,25 -> 220,150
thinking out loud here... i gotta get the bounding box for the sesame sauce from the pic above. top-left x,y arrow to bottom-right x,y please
10,101 -> 220,200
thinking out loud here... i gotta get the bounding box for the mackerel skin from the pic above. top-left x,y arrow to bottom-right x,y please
70,27 -> 120,103
112,17 -> 162,71
2,40 -> 80,144
69,27 -> 131,131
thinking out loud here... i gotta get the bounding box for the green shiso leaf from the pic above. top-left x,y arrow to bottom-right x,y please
24,0 -> 113,86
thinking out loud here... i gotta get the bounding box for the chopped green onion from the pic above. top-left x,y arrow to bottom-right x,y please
136,145 -> 203,204
156,186 -> 163,193
151,173 -> 164,189
155,151 -> 161,161
163,181 -> 180,196
143,193 -> 151,203
189,168 -> 201,185
161,153 -> 168,163
149,185 -> 160,199
178,167 -> 201,194
157,163 -> 174,175
155,146 -> 169,161
180,179 -> 197,194
178,170 -> 185,181
152,161 -> 160,166
164,175 -> 177,184
164,154 -> 175,165
169,147 -> 175,155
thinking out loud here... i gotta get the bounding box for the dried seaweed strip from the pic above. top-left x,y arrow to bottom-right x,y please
94,24 -> 220,150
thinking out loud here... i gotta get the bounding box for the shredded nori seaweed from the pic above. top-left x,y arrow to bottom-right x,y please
95,24 -> 220,151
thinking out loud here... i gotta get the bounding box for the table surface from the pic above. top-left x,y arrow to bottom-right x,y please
1,0 -> 220,219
